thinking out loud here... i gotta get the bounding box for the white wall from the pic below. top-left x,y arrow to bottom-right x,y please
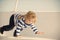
0,0 -> 60,12
18,0 -> 60,12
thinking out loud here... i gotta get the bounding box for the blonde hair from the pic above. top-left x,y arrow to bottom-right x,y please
25,11 -> 37,23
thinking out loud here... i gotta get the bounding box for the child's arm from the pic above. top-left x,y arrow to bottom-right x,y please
18,15 -> 24,19
31,24 -> 44,35
31,24 -> 38,34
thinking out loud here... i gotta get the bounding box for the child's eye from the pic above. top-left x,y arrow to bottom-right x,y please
32,16 -> 34,18
32,16 -> 35,18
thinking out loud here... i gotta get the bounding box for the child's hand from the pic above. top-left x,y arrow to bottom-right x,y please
36,31 -> 44,35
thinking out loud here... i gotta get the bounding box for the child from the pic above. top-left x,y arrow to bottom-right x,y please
0,11 -> 44,37
13,11 -> 44,37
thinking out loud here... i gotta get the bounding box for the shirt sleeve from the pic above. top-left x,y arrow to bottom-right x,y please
15,19 -> 25,36
31,24 -> 38,34
14,13 -> 21,25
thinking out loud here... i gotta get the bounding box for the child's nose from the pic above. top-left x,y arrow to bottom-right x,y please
29,20 -> 31,22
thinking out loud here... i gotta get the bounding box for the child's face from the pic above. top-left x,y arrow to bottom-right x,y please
25,18 -> 35,24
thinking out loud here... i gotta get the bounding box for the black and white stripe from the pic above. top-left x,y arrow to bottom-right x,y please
14,14 -> 38,36
31,25 -> 38,34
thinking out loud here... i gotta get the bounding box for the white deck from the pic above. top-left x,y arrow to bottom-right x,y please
0,34 -> 56,40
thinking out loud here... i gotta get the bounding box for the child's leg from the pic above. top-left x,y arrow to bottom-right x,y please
0,14 -> 15,34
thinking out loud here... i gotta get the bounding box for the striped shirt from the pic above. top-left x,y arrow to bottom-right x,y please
14,14 -> 38,36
